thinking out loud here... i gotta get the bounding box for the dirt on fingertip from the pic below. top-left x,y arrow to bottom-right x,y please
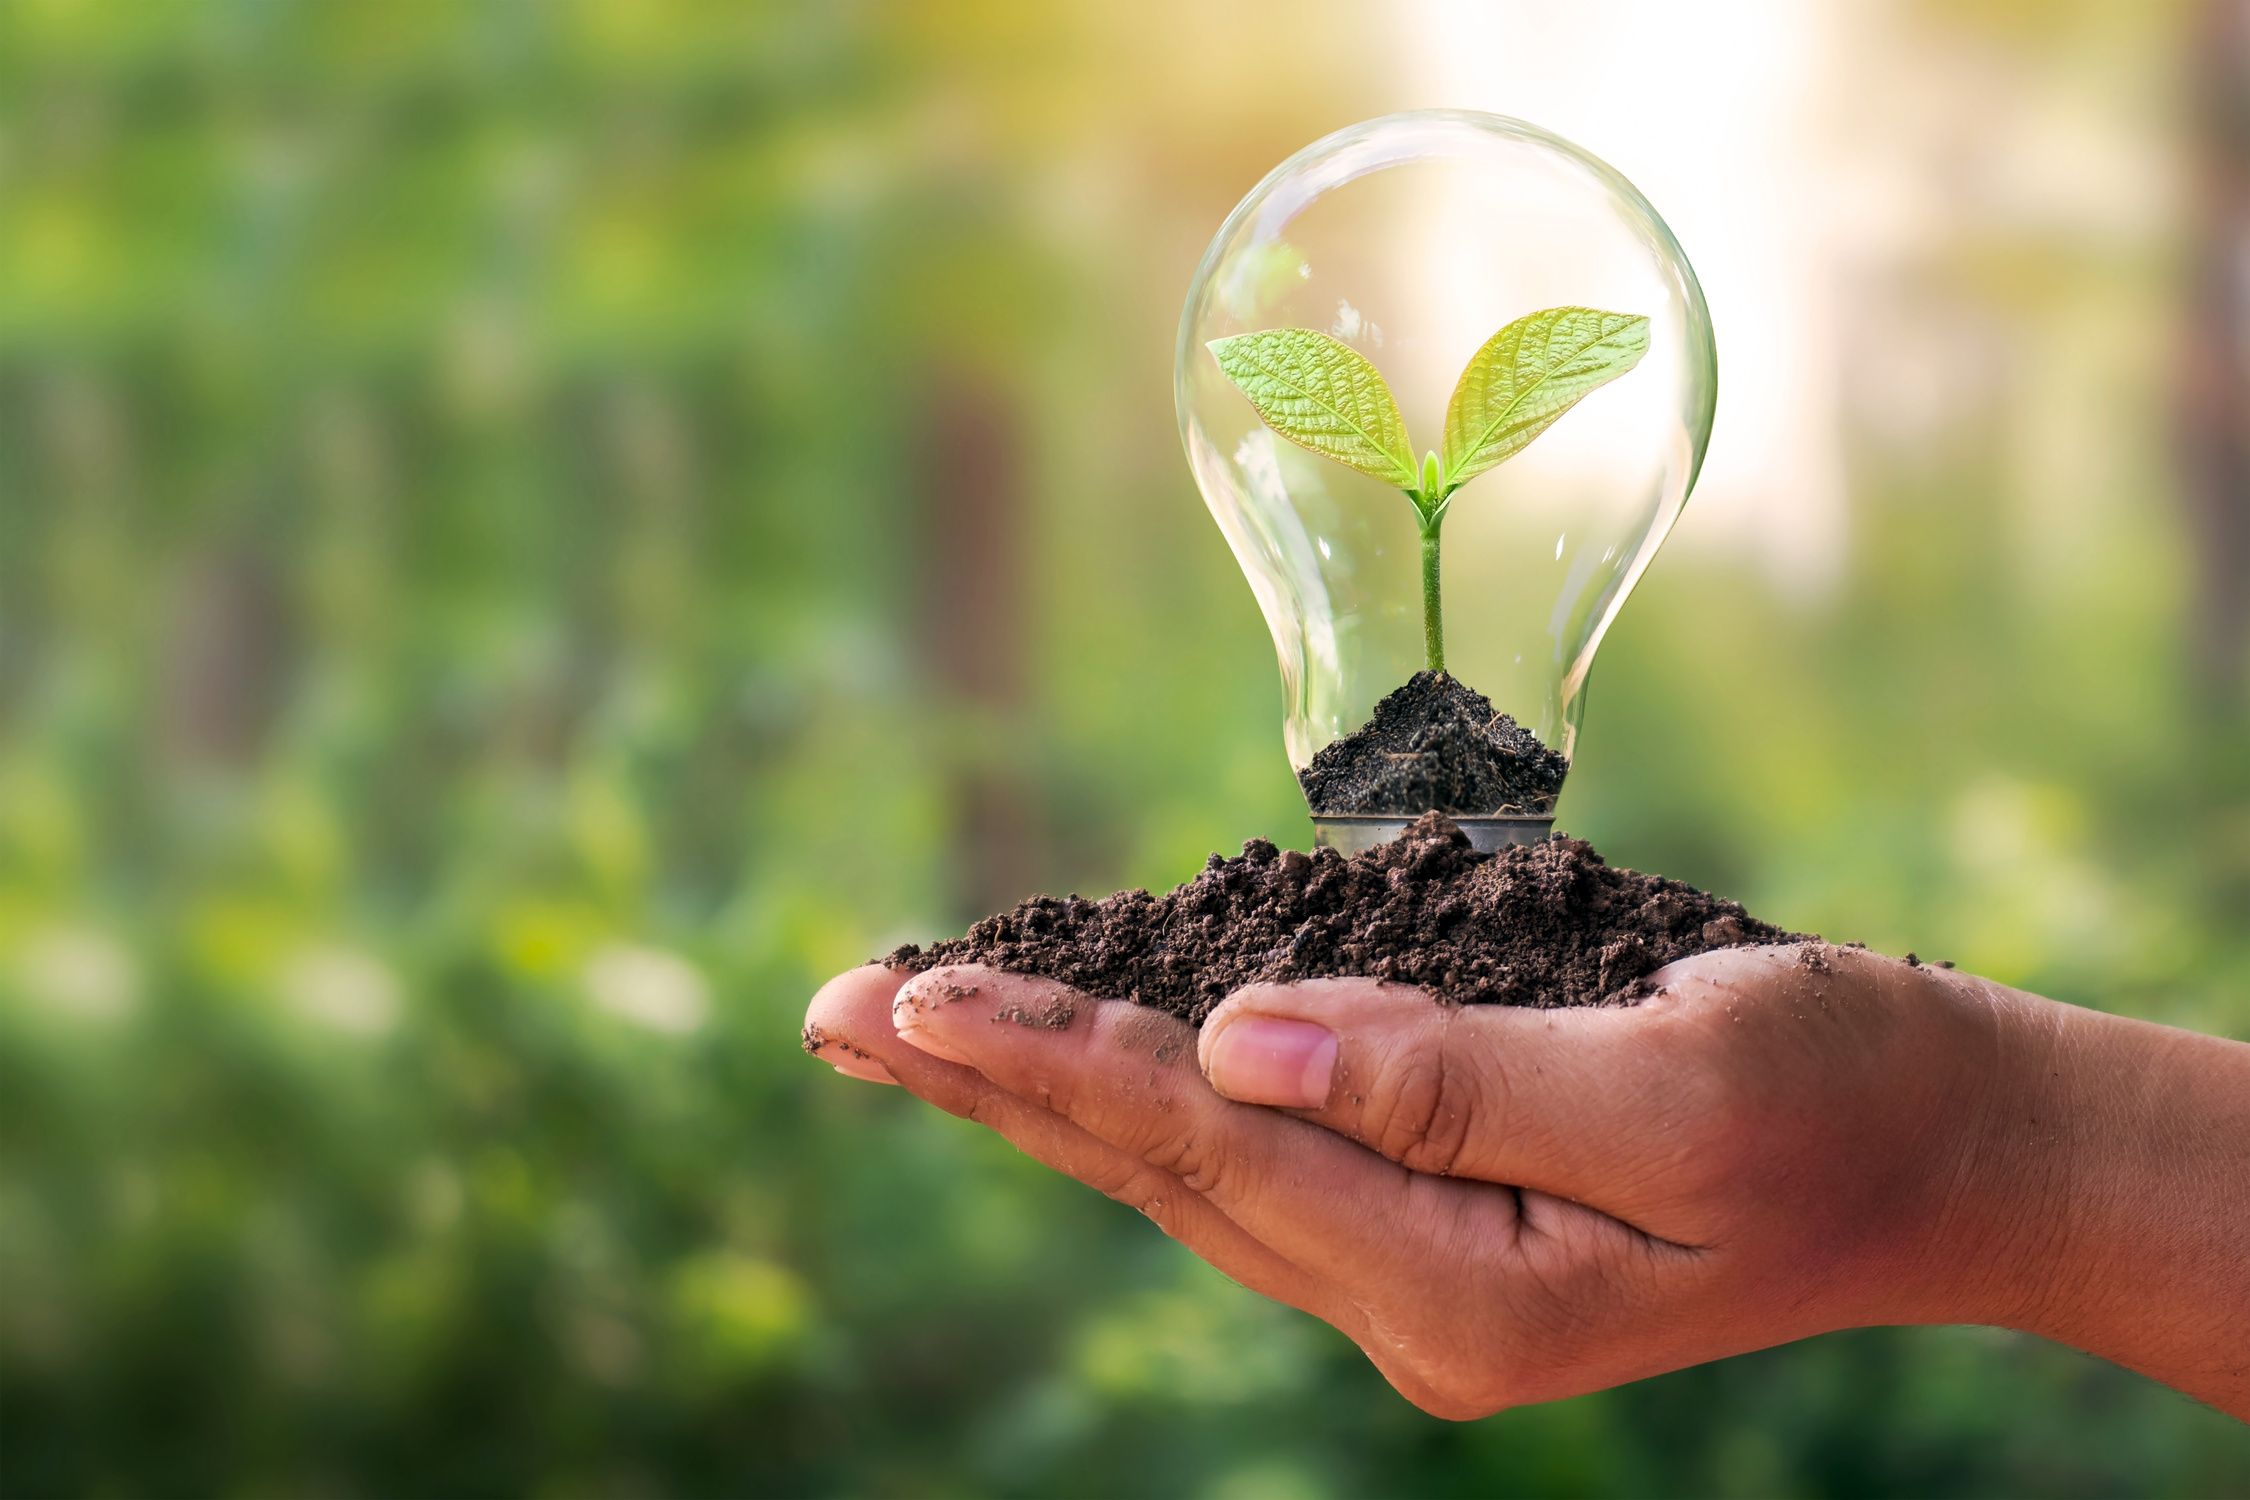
885,813 -> 1807,1026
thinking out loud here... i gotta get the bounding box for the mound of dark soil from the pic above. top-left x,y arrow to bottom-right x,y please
886,813 -> 1805,1025
1298,671 -> 1569,816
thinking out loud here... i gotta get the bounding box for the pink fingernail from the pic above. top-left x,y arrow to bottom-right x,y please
1204,1016 -> 1336,1108
895,1022 -> 975,1066
830,1054 -> 898,1085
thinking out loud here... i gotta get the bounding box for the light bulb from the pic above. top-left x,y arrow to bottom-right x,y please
1176,111 -> 1715,853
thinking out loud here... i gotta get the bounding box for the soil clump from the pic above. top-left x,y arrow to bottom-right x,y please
886,813 -> 1805,1025
1297,671 -> 1570,816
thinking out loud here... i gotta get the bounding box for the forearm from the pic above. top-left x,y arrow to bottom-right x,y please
1978,988 -> 2250,1417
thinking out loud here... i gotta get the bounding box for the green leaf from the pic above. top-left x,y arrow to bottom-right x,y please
1208,329 -> 1417,489
1440,307 -> 1650,489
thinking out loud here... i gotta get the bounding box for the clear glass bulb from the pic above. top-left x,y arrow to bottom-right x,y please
1176,111 -> 1714,826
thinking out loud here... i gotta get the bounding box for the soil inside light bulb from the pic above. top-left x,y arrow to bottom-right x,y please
1297,671 -> 1569,816
882,814 -> 1808,1025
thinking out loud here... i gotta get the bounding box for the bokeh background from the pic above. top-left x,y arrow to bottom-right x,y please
3,0 -> 2248,1494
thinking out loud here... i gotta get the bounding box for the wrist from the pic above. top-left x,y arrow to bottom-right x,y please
1945,980 -> 2250,1416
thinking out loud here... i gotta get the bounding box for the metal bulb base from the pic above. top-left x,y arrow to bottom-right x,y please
1310,813 -> 1555,856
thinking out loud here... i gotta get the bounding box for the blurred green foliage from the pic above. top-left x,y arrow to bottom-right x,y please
1,1 -> 2245,1495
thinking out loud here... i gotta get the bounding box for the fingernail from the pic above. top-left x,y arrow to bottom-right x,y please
1204,1016 -> 1336,1108
892,980 -> 980,1066
830,1053 -> 898,1085
895,1022 -> 975,1066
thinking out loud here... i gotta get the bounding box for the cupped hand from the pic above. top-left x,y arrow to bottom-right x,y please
803,945 -> 2250,1419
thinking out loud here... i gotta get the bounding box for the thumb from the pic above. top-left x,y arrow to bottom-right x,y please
1197,977 -> 1711,1206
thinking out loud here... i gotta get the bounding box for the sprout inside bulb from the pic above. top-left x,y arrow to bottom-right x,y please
1176,111 -> 1715,810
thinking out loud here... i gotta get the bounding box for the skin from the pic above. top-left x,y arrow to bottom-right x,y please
802,944 -> 2250,1421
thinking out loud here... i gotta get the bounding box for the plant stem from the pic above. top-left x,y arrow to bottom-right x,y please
1418,507 -> 1445,673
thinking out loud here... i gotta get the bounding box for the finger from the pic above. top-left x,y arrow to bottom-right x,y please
803,966 -> 1365,1345
889,965 -> 1525,1297
1196,974 -> 1722,1214
872,966 -> 1693,1418
814,972 -> 1509,1419
803,966 -> 906,1083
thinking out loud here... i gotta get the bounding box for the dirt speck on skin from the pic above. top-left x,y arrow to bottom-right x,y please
886,812 -> 1808,1025
1298,671 -> 1569,816
993,993 -> 1077,1030
801,1023 -> 876,1062
1112,1009 -> 1189,1065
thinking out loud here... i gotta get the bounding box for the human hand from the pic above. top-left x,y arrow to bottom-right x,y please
804,945 -> 2250,1419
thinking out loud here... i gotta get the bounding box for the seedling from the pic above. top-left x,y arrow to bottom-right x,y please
1210,307 -> 1648,672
